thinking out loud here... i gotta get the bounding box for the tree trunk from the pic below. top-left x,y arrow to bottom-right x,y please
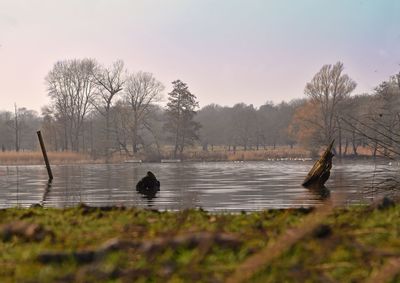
132,131 -> 138,153
337,117 -> 342,159
14,104 -> 19,152
179,134 -> 185,159
352,130 -> 358,156
132,115 -> 139,154
373,140 -> 378,158
89,119 -> 93,157
344,138 -> 348,156
63,121 -> 68,151
105,112 -> 110,158
173,126 -> 180,159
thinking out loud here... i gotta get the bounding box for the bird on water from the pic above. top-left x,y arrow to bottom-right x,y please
136,171 -> 160,196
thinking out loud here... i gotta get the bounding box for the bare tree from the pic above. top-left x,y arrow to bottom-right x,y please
41,106 -> 59,151
229,103 -> 257,151
112,101 -> 133,155
305,62 -> 356,146
16,108 -> 41,150
46,58 -> 97,151
0,111 -> 13,151
341,74 -> 400,159
196,104 -> 227,151
123,71 -> 164,153
92,60 -> 125,158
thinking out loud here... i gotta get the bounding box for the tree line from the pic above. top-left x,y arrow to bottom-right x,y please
1,59 -> 399,159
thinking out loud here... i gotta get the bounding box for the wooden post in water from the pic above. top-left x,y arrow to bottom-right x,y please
37,130 -> 53,181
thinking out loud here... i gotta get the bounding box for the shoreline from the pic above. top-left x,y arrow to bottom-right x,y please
0,149 -> 390,166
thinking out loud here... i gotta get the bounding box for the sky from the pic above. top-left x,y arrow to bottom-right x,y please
0,0 -> 400,113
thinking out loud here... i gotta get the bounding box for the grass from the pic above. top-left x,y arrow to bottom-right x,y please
0,151 -> 129,165
0,145 -> 387,165
0,151 -> 97,165
0,202 -> 399,282
0,146 -> 311,165
183,146 -> 311,161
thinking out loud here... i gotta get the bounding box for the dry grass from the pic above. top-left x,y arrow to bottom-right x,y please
183,146 -> 311,161
0,151 -> 102,165
0,145 -> 383,165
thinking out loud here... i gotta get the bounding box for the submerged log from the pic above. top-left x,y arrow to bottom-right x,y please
302,140 -> 335,189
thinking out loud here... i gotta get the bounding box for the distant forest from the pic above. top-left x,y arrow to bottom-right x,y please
1,59 -> 399,159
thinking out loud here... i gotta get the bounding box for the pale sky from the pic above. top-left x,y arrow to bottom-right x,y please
1,0 -> 400,113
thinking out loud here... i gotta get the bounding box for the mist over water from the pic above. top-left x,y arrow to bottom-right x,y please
0,161 -> 397,211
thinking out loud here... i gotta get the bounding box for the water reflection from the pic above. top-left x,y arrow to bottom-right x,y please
307,186 -> 330,200
40,180 -> 52,206
0,161 -> 397,211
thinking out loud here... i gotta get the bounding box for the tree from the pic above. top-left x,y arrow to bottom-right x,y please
277,100 -> 303,149
16,107 -> 41,150
288,100 -> 323,151
0,111 -> 13,151
341,74 -> 400,158
46,58 -> 97,151
196,104 -> 229,151
304,62 -> 356,147
256,100 -> 300,150
229,103 -> 257,151
41,106 -> 59,151
112,101 -> 132,155
92,60 -> 125,157
373,79 -> 400,156
124,71 -> 164,153
164,80 -> 200,158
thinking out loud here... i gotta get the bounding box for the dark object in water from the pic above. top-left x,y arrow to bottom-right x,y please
136,171 -> 160,196
303,140 -> 334,189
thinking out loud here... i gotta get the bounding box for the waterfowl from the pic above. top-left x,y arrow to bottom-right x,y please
136,171 -> 160,196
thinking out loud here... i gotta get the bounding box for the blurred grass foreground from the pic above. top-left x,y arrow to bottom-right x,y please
0,199 -> 399,282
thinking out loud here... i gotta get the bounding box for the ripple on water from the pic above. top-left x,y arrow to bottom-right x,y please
0,161 -> 397,211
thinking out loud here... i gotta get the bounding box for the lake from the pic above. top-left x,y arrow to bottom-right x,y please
0,160 -> 397,211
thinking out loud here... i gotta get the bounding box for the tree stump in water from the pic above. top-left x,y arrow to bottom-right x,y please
302,140 -> 334,190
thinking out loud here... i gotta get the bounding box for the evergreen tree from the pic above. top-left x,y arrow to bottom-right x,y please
164,80 -> 201,158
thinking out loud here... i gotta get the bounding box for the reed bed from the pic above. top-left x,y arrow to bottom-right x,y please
0,145 -> 382,165
173,146 -> 311,161
0,151 -> 101,165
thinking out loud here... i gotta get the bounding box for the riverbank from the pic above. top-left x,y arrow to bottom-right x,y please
0,151 -> 103,165
0,200 -> 399,282
0,146 -> 380,165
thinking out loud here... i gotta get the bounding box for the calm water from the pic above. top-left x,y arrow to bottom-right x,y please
0,161 -> 397,211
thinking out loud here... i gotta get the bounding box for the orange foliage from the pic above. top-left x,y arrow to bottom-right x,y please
288,101 -> 322,147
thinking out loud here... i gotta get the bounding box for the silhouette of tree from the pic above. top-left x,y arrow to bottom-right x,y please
304,62 -> 356,146
164,80 -> 200,158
